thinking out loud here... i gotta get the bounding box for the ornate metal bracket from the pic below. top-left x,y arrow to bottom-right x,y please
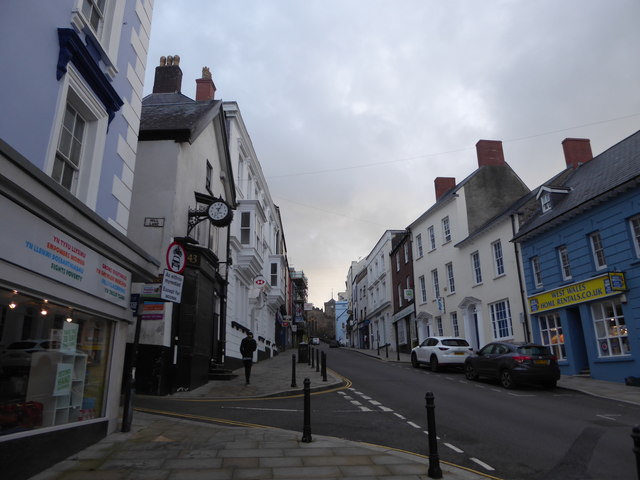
187,206 -> 209,237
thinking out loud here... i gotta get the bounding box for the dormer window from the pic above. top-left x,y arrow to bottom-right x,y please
541,191 -> 552,212
536,186 -> 571,213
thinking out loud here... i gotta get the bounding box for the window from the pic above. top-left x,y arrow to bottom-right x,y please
397,284 -> 403,307
490,300 -> 513,339
558,245 -> 572,280
240,212 -> 251,245
492,240 -> 504,277
592,299 -> 629,356
397,319 -> 407,345
404,243 -> 409,263
451,312 -> 459,337
630,215 -> 640,257
431,269 -> 440,299
539,313 -> 565,360
82,0 -> 106,36
419,275 -> 427,303
589,232 -> 607,269
53,103 -> 86,192
471,251 -> 482,284
396,253 -> 400,272
445,262 -> 455,294
436,316 -> 444,336
270,263 -> 278,286
541,191 -> 552,212
531,256 -> 542,288
416,234 -> 424,257
205,161 -> 213,192
428,226 -> 436,250
442,216 -> 451,243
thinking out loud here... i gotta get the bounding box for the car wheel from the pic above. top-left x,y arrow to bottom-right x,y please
411,353 -> 419,368
430,355 -> 439,373
465,363 -> 478,381
500,369 -> 516,389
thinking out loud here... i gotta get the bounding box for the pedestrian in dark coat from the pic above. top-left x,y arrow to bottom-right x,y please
240,331 -> 257,385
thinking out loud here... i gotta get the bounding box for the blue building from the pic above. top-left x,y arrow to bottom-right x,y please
335,299 -> 349,346
0,2 -> 157,478
514,133 -> 640,383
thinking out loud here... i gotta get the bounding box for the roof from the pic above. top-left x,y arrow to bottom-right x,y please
513,130 -> 640,241
139,93 -> 223,143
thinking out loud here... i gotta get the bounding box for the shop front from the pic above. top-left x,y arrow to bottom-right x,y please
528,272 -> 635,382
0,149 -> 158,479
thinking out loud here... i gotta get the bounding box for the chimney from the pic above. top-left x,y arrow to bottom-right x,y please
195,66 -> 216,101
476,140 -> 505,167
562,138 -> 592,169
435,177 -> 456,200
152,55 -> 182,94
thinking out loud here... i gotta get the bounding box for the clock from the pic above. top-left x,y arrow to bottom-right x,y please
207,199 -> 233,226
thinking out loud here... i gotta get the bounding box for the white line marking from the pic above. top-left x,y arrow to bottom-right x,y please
337,391 -> 346,395
351,400 -> 362,406
361,395 -> 372,400
369,400 -> 381,406
394,413 -> 406,420
507,393 -> 534,397
470,457 -> 495,471
378,406 -> 393,412
407,421 -> 421,429
597,414 -> 621,421
359,406 -> 372,412
444,443 -> 464,453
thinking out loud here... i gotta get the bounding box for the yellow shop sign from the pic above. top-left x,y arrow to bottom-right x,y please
528,272 -> 626,314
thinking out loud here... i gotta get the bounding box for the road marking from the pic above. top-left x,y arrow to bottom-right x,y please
507,393 -> 535,397
221,406 -> 299,412
470,457 -> 495,471
597,414 -> 621,421
378,406 -> 393,412
369,400 -> 381,405
344,396 -> 354,400
351,400 -> 362,406
444,443 -> 464,453
407,421 -> 421,429
359,406 -> 372,412
361,395 -> 372,400
394,413 -> 406,420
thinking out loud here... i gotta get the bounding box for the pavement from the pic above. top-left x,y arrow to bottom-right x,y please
28,346 -> 640,480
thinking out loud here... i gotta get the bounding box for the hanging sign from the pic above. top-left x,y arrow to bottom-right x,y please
166,241 -> 187,274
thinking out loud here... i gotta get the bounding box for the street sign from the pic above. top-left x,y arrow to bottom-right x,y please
166,241 -> 187,274
161,269 -> 184,303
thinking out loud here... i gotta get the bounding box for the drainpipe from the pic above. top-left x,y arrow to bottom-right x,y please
511,214 -> 531,343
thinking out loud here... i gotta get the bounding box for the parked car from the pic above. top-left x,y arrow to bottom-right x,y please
0,339 -> 60,375
329,339 -> 340,348
310,337 -> 320,345
411,336 -> 473,372
464,341 -> 560,389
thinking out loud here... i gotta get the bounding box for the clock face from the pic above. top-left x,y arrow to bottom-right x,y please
208,201 -> 229,220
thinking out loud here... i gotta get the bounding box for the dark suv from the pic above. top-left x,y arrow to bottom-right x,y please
464,341 -> 560,389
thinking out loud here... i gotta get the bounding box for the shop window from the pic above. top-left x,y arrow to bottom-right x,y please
592,299 -> 629,357
490,299 -> 513,339
0,288 -> 113,435
538,313 -> 565,360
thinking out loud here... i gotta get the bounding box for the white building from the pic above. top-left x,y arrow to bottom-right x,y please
409,141 -> 531,351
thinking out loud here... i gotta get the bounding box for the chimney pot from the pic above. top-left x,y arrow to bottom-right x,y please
196,66 -> 216,101
435,177 -> 456,200
152,54 -> 183,94
562,138 -> 592,169
476,140 -> 505,167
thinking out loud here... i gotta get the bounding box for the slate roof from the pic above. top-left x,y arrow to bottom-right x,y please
139,93 -> 223,143
513,129 -> 640,241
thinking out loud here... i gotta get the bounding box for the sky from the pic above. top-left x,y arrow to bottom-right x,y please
143,0 -> 640,309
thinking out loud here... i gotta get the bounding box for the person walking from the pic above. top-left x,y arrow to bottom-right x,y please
240,331 -> 257,385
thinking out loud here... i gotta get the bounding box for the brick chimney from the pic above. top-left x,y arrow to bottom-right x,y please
152,55 -> 182,94
476,140 -> 505,167
562,138 -> 592,169
435,177 -> 456,201
195,66 -> 216,101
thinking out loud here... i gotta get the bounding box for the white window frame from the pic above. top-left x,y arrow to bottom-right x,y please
404,243 -> 409,263
47,65 -> 107,206
436,316 -> 444,336
538,312 -> 565,360
442,216 -> 451,243
416,234 -> 424,257
445,262 -> 455,294
396,253 -> 400,272
397,284 -> 403,307
205,160 -> 213,192
531,256 -> 543,288
490,299 -> 513,339
630,215 -> 640,258
240,211 -> 251,245
270,263 -> 278,287
558,245 -> 572,280
431,269 -> 440,299
471,251 -> 482,285
419,275 -> 427,303
592,299 -> 629,357
540,191 -> 552,212
492,240 -> 505,277
451,312 -> 459,337
589,232 -> 607,270
428,226 -> 436,251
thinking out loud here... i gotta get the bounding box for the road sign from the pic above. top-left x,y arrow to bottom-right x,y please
166,241 -> 186,274
161,270 -> 184,303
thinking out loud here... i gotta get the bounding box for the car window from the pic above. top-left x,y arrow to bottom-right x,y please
427,338 -> 438,347
442,339 -> 469,347
495,345 -> 510,355
479,344 -> 495,355
518,346 -> 551,356
420,339 -> 430,347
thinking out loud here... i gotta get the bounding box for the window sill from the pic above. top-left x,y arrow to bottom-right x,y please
594,355 -> 634,364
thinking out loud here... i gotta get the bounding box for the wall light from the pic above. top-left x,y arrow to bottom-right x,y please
40,306 -> 48,315
9,301 -> 17,309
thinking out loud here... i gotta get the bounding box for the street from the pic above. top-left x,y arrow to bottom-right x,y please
136,346 -> 640,479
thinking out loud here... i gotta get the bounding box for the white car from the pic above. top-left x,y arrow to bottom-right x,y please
411,336 -> 473,372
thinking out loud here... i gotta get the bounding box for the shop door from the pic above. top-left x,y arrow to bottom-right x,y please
566,307 -> 589,374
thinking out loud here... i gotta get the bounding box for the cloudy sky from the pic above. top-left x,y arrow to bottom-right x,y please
143,0 -> 640,309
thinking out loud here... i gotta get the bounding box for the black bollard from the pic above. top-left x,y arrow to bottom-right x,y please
321,351 -> 327,381
302,378 -> 312,443
316,349 -> 320,372
425,392 -> 442,479
632,425 -> 640,479
291,354 -> 297,388
385,343 -> 389,358
377,339 -> 380,356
